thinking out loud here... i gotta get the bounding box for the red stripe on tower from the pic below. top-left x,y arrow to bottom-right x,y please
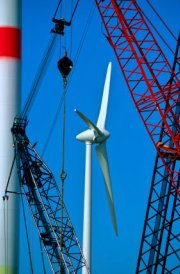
0,27 -> 21,59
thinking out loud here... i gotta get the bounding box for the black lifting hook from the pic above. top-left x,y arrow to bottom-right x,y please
57,54 -> 73,80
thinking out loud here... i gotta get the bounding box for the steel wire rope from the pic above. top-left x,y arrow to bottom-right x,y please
6,201 -> 8,274
22,0 -> 81,120
4,156 -> 16,194
53,0 -> 80,23
70,0 -> 75,58
39,238 -> 46,274
59,79 -> 67,274
21,34 -> 57,118
69,0 -> 80,24
21,194 -> 34,274
53,0 -> 63,19
139,4 -> 177,56
60,82 -> 67,185
3,200 -> 7,274
58,4 -> 67,268
41,3 -> 95,157
3,151 -> 36,274
146,0 -> 179,43
30,206 -> 46,274
63,0 -> 67,51
53,4 -> 66,272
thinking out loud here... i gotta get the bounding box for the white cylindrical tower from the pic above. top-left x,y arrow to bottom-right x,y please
0,1 -> 21,274
82,142 -> 92,274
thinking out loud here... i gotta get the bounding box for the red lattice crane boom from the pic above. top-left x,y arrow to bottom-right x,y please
95,0 -> 180,194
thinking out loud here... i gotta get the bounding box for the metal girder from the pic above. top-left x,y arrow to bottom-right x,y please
11,117 -> 90,274
95,0 -> 180,194
136,154 -> 180,273
95,0 -> 180,272
136,34 -> 180,273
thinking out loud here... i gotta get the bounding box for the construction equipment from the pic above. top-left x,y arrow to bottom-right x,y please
11,117 -> 90,274
8,1 -> 180,273
136,33 -> 180,274
95,0 -> 180,272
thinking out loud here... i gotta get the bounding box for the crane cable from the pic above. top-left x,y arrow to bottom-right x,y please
21,0 -> 81,119
69,0 -> 80,24
3,2 -> 80,273
41,3 -> 95,157
21,34 -> 57,118
60,80 -> 67,180
53,0 -> 63,19
39,238 -> 47,274
21,194 -> 34,274
139,3 -> 176,56
146,0 -> 178,43
59,77 -> 67,273
3,156 -> 44,274
2,193 -> 9,274
4,156 -> 16,194
3,196 -> 7,274
4,164 -> 35,274
33,206 -> 46,274
53,0 -> 81,24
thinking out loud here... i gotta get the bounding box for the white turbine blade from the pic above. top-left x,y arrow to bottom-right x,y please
95,141 -> 118,235
74,109 -> 103,136
96,62 -> 112,129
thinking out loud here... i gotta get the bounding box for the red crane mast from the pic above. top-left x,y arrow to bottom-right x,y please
95,0 -> 180,272
95,0 -> 180,194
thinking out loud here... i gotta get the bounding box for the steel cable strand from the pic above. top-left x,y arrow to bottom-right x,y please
22,34 -> 57,118
3,199 -> 7,274
146,0 -> 179,43
53,0 -> 63,19
53,0 -> 81,23
6,201 -> 8,274
42,3 -> 95,156
39,238 -> 46,274
34,205 -> 46,274
21,195 -> 34,274
4,156 -> 16,194
139,7 -> 176,56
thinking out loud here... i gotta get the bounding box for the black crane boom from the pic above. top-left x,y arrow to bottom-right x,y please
11,117 -> 90,274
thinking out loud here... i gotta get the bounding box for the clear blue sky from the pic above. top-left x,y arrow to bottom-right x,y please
20,1 -> 179,273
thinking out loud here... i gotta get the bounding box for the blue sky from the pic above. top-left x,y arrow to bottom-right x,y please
20,1 -> 179,273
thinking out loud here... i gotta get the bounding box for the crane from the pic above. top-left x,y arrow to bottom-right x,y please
8,1 -> 179,273
136,35 -> 180,273
11,117 -> 90,274
94,0 -> 180,272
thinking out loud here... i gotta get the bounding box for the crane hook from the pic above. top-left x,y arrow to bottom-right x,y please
57,53 -> 73,80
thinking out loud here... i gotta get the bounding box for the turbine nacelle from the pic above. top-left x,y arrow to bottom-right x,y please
76,128 -> 110,144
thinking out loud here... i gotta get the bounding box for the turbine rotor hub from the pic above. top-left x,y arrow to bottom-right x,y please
76,129 -> 110,144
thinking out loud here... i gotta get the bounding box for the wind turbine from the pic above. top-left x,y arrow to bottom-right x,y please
74,62 -> 118,273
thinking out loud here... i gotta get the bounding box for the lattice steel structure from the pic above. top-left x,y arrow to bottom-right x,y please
12,117 -> 90,274
95,0 -> 180,193
95,0 -> 180,273
136,35 -> 180,273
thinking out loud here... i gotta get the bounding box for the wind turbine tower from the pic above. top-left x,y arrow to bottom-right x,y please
75,62 -> 118,273
0,1 -> 21,273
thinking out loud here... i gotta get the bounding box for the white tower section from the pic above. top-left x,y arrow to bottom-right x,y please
75,62 -> 118,273
0,1 -> 21,273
